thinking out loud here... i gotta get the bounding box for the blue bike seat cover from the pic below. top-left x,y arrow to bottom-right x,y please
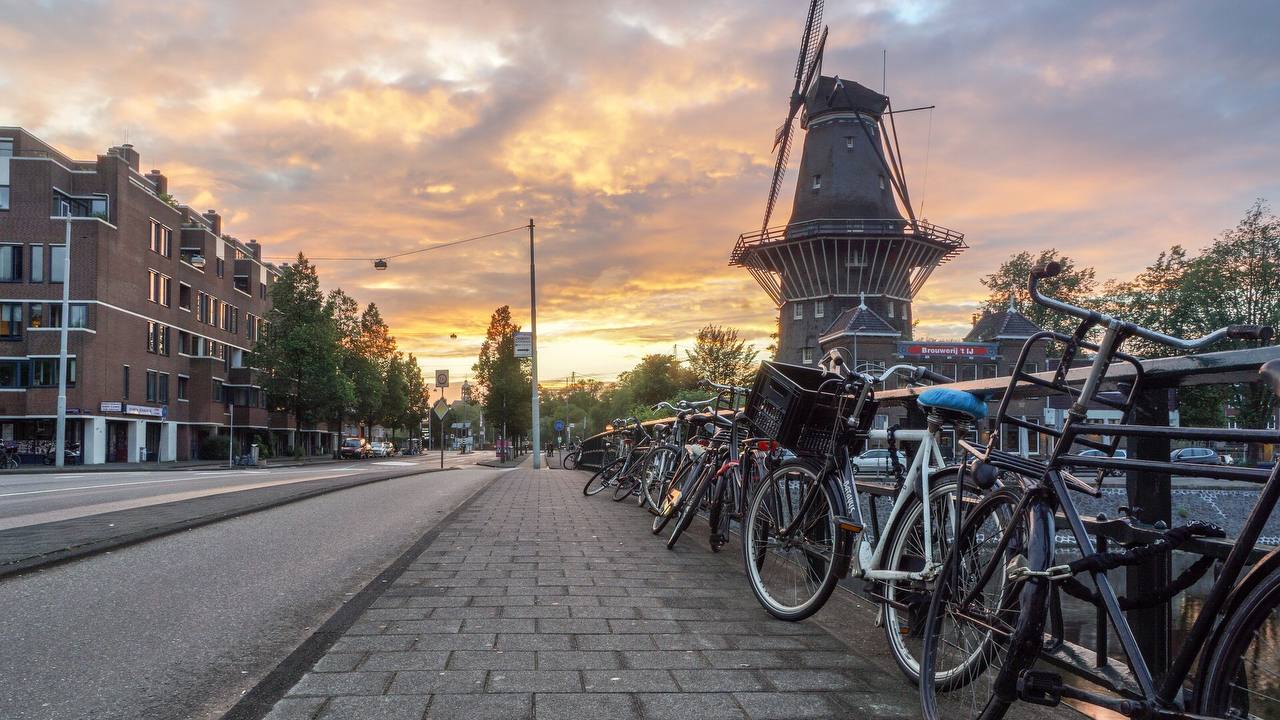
916,387 -> 988,421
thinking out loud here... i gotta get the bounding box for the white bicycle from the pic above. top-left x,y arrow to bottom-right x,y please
741,349 -> 997,685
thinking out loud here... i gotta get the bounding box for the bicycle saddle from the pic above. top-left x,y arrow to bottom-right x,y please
1261,358 -> 1280,399
916,387 -> 988,422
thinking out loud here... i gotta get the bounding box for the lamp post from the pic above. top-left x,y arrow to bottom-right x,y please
54,205 -> 72,468
528,219 -> 541,469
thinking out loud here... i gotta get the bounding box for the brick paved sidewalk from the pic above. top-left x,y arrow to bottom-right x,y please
262,467 -> 918,719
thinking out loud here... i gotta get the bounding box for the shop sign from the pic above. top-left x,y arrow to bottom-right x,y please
100,401 -> 123,413
125,404 -> 165,418
897,342 -> 998,359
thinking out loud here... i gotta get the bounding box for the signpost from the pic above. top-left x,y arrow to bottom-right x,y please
433,396 -> 449,468
514,332 -> 532,358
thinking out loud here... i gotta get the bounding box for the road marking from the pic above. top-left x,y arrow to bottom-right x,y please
372,461 -> 418,467
0,469 -> 341,499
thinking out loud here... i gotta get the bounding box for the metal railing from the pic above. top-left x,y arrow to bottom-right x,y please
729,216 -> 967,266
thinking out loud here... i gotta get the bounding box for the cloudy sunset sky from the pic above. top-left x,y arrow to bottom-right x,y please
3,0 -> 1277,392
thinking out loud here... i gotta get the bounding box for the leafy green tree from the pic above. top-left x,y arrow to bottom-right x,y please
401,353 -> 428,444
981,248 -> 1097,339
472,306 -> 531,441
380,353 -> 411,440
685,324 -> 759,387
252,255 -> 345,438
353,303 -> 396,435
618,354 -> 695,407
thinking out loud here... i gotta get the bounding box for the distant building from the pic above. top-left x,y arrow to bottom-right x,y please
0,128 -> 335,463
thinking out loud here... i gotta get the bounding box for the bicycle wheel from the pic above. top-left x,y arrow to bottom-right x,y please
919,487 -> 1054,719
1197,564 -> 1280,718
880,471 -> 985,685
666,466 -> 712,550
611,463 -> 638,501
638,445 -> 679,513
563,452 -> 578,470
584,457 -> 624,496
652,457 -> 701,534
741,463 -> 849,621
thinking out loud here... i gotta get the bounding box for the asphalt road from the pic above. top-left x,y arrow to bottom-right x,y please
0,464 -> 504,720
0,451 -> 491,531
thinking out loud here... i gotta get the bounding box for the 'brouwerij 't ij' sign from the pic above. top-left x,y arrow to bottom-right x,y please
896,342 -> 999,359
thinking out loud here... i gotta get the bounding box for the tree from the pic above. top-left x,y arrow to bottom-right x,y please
401,353 -> 428,444
252,255 -> 345,442
472,306 -> 531,441
981,248 -> 1097,338
379,352 -> 411,440
353,303 -> 396,435
685,324 -> 759,387
619,354 -> 696,407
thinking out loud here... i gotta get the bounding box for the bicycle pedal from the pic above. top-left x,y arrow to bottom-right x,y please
834,515 -> 862,534
1016,669 -> 1064,707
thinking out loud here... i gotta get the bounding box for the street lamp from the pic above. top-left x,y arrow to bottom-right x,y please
54,203 -> 73,467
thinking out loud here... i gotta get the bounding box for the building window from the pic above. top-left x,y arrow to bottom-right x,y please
0,245 -> 22,282
259,282 -> 267,299
0,186 -> 8,211
246,313 -> 257,341
123,365 -> 130,400
801,347 -> 814,365
845,136 -> 855,149
814,301 -> 825,319
219,302 -> 229,331
216,257 -> 225,278
812,174 -> 822,190
31,357 -> 75,387
178,283 -> 191,311
50,245 -> 66,282
0,360 -> 26,387
149,220 -> 172,257
146,370 -> 157,402
146,321 -> 171,356
0,303 -> 21,338
793,303 -> 803,321
158,372 -> 170,404
29,303 -> 44,328
888,302 -> 895,318
213,380 -> 225,403
148,270 -> 171,306
177,375 -> 188,401
0,138 -> 11,156
879,175 -> 886,191
30,245 -> 43,283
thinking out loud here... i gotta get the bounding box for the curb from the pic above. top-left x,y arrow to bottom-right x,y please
220,471 -> 506,720
0,465 -> 456,580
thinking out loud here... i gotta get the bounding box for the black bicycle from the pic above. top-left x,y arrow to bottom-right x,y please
918,262 -> 1279,720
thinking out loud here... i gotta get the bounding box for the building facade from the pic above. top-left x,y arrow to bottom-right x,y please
0,128 -> 333,464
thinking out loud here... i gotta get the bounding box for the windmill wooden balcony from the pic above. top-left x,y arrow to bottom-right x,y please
729,217 -> 967,306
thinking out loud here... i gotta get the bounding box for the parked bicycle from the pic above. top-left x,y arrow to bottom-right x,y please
917,262 -> 1278,720
2,444 -> 20,470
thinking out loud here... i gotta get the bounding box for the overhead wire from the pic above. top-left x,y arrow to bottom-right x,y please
261,224 -> 529,262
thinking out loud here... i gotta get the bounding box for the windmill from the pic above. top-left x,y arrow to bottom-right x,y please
730,0 -> 967,365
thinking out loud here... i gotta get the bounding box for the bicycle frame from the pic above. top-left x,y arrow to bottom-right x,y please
967,316 -> 1280,715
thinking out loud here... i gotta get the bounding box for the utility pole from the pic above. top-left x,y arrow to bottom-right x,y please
54,206 -> 72,468
529,218 -> 541,469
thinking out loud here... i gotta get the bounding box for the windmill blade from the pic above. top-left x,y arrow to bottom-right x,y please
791,0 -> 825,95
762,119 -> 795,231
799,27 -> 827,106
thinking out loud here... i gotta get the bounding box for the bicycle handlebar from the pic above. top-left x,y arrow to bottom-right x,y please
1029,262 -> 1275,351
698,378 -> 751,395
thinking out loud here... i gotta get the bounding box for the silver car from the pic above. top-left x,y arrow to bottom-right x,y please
851,448 -> 909,475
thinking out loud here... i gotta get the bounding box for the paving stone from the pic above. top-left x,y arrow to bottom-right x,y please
426,692 -> 533,719
449,649 -> 536,670
618,650 -> 709,669
286,672 -> 392,697
317,695 -> 429,720
429,605 -> 501,619
671,669 -> 771,693
582,669 -> 679,693
312,654 -> 365,673
501,605 -> 572,618
262,697 -> 326,720
536,650 -> 623,669
460,617 -> 537,634
534,692 -> 639,720
486,670 -> 582,693
329,636 -> 414,653
386,670 -> 487,694
762,669 -> 867,692
537,618 -> 610,634
733,691 -> 843,719
495,633 -> 573,651
637,692 -> 748,720
410,633 -> 495,651
701,650 -> 789,669
383,619 -> 464,634
572,633 -> 658,651
357,651 -> 450,671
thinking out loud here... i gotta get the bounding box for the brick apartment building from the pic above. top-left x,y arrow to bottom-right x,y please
0,128 -> 336,464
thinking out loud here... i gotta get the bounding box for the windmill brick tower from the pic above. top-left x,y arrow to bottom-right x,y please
730,1 -> 966,369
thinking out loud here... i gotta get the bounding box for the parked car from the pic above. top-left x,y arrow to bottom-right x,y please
1073,448 -> 1127,476
340,437 -> 372,459
382,441 -> 397,456
370,441 -> 391,457
850,448 -> 909,475
1170,447 -> 1222,465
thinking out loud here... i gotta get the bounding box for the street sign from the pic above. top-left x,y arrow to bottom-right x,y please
554,419 -> 565,432
433,398 -> 450,420
514,332 -> 532,358
435,369 -> 449,388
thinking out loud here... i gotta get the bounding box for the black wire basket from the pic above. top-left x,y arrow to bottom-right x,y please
745,361 -> 876,457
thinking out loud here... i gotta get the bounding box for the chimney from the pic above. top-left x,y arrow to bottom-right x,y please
109,143 -> 141,171
246,239 -> 261,260
145,169 -> 168,196
202,209 -> 222,236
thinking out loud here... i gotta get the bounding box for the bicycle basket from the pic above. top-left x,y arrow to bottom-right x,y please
745,361 -> 877,457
